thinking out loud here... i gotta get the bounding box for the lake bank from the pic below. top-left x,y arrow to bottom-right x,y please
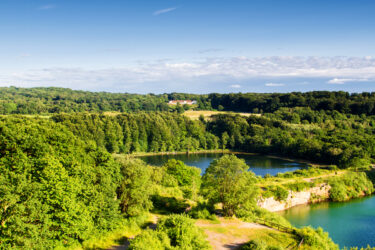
135,152 -> 309,177
278,195 -> 375,248
120,150 -> 324,168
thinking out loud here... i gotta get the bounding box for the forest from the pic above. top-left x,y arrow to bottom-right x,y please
1,89 -> 375,249
1,87 -> 375,115
50,108 -> 375,168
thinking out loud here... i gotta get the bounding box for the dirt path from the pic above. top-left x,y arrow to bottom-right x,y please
196,218 -> 273,250
303,171 -> 345,182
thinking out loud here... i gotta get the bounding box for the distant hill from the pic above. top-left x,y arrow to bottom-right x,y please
0,86 -> 374,115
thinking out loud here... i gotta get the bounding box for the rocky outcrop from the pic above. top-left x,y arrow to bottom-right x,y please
258,183 -> 331,212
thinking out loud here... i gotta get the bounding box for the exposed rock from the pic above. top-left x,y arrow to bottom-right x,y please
258,183 -> 331,212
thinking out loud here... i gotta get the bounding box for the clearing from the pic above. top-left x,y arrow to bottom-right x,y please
196,217 -> 298,250
183,110 -> 260,120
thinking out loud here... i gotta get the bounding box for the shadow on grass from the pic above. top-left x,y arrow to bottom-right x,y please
151,195 -> 189,215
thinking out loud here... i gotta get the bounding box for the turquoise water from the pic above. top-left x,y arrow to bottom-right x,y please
139,153 -> 308,176
279,196 -> 375,248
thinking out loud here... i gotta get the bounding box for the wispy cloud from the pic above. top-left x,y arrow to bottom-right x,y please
265,83 -> 285,87
153,7 -> 177,16
327,78 -> 369,84
3,56 -> 375,93
230,84 -> 241,88
38,4 -> 56,10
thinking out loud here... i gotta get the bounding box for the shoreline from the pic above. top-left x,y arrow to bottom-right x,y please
122,150 -> 325,168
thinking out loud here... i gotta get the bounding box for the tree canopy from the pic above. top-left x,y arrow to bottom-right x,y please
202,155 -> 259,217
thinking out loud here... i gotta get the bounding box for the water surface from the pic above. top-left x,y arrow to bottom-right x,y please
279,196 -> 375,248
139,153 -> 308,176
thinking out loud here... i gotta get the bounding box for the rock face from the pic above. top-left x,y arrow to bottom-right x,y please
258,184 -> 331,212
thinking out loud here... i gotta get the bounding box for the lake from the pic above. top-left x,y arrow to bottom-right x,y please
139,153 -> 308,176
279,196 -> 375,248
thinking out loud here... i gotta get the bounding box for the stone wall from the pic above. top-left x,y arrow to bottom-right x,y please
258,183 -> 331,212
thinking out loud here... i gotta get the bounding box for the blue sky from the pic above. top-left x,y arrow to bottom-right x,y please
1,0 -> 375,93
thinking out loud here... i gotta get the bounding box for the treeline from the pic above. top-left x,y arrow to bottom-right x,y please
0,87 -> 208,114
48,109 -> 375,168
51,112 -> 220,153
208,108 -> 375,168
2,87 -> 375,115
209,91 -> 375,115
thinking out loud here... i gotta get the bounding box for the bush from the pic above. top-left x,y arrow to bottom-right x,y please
263,185 -> 289,201
117,158 -> 153,217
297,227 -> 338,249
129,230 -> 170,250
163,159 -> 201,200
189,202 -> 218,221
283,181 -> 315,192
240,240 -> 285,250
130,214 -> 211,249
329,172 -> 374,202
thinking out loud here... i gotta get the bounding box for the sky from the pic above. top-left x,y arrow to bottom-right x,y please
1,0 -> 375,93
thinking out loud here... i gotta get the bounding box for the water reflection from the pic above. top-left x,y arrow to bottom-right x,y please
139,153 -> 308,176
279,196 -> 375,248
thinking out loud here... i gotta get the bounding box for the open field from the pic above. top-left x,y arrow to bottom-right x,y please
183,110 -> 260,120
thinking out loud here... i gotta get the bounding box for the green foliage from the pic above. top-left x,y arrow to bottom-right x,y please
117,158 -> 153,216
188,202 -> 218,221
52,112 -> 220,154
129,230 -> 171,250
129,214 -> 211,250
297,226 -> 338,250
151,196 -> 189,214
237,207 -> 292,228
208,109 -> 375,168
0,117 -> 121,248
202,155 -> 259,217
163,159 -> 201,199
276,167 -> 327,178
329,172 -> 374,202
283,181 -> 315,192
240,240 -> 283,250
263,186 -> 289,201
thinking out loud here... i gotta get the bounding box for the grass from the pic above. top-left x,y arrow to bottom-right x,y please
183,110 -> 260,120
196,217 -> 299,249
81,214 -> 153,250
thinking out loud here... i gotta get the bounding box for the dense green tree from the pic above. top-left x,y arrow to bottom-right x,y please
117,158 -> 153,216
0,117 -> 121,248
163,159 -> 201,199
202,155 -> 259,216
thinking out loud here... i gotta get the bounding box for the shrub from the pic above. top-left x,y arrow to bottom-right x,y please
283,181 -> 315,192
189,202 -> 218,221
297,226 -> 338,250
263,185 -> 289,201
129,230 -> 170,250
117,158 -> 153,217
163,159 -> 201,200
329,172 -> 374,202
130,214 -> 211,250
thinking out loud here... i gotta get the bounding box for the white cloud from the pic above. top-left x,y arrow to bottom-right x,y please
2,56 -> 375,92
327,78 -> 369,84
38,4 -> 56,10
153,7 -> 177,16
230,84 -> 241,88
265,83 -> 285,87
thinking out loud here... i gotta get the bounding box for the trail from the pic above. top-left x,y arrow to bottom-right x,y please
196,218 -> 274,250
